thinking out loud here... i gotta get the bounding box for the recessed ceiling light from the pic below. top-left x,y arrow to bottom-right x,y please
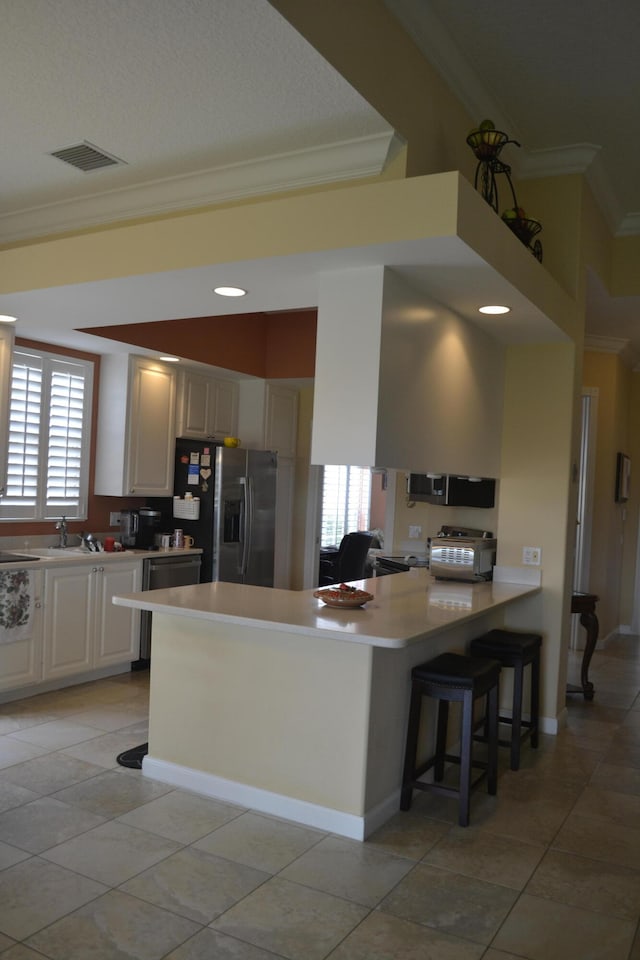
213,286 -> 247,297
159,356 -> 180,362
478,305 -> 511,315
0,315 -> 17,324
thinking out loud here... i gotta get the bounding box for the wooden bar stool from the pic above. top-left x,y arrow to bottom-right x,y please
470,628 -> 542,771
400,651 -> 501,827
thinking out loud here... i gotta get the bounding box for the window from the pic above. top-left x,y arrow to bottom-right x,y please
320,465 -> 371,547
0,348 -> 93,521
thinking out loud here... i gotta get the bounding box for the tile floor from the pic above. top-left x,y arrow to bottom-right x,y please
0,637 -> 639,959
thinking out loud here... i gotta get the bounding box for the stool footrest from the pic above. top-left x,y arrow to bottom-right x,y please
412,769 -> 490,800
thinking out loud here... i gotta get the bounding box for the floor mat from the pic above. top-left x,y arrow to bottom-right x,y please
116,742 -> 148,769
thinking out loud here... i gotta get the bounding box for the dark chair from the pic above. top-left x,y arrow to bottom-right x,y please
319,532 -> 373,586
400,652 -> 501,827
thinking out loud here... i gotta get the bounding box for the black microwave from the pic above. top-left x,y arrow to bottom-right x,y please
407,474 -> 496,508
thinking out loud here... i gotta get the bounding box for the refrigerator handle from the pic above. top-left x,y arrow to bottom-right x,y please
240,476 -> 253,576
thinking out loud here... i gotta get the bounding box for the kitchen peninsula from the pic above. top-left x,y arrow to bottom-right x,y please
114,569 -> 540,839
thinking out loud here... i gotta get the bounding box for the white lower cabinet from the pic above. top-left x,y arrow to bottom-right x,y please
43,561 -> 141,681
0,570 -> 43,692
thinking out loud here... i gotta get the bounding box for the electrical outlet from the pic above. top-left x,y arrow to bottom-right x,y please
109,512 -> 121,527
409,525 -> 422,539
522,546 -> 541,565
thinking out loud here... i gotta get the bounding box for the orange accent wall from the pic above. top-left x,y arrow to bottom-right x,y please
81,309 -> 317,378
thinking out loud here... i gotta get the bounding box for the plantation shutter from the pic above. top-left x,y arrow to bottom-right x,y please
5,357 -> 42,507
0,350 -> 92,520
46,365 -> 86,510
320,466 -> 371,547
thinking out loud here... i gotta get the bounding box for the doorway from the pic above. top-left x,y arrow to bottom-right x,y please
571,388 -> 598,647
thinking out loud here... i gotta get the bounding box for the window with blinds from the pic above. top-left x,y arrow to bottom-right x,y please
320,465 -> 371,547
0,349 -> 93,520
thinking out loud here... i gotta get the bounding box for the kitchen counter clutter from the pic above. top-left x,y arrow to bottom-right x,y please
0,546 -> 201,568
113,569 -> 540,840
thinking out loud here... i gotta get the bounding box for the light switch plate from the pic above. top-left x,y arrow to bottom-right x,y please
409,525 -> 422,539
109,512 -> 121,527
523,546 -> 541,565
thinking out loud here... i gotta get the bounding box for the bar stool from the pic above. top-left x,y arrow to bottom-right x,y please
400,651 -> 501,827
469,628 -> 542,771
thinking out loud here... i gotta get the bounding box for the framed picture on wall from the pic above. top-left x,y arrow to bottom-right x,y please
615,452 -> 631,502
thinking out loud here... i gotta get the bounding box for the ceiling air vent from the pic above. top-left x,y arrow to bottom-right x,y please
49,141 -> 126,173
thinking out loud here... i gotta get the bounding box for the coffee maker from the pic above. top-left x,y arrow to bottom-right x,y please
120,508 -> 162,548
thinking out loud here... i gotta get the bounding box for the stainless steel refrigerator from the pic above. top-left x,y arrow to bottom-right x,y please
170,439 -> 277,585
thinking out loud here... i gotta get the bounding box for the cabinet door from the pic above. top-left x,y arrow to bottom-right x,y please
126,358 -> 177,495
43,566 -> 94,680
0,570 -> 43,692
94,561 -> 142,667
177,370 -> 210,438
265,384 -> 298,458
210,378 -> 239,437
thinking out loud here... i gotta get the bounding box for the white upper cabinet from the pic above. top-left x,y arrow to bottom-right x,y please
0,324 -> 15,498
176,369 -> 239,440
94,355 -> 177,496
264,384 -> 298,459
238,381 -> 298,457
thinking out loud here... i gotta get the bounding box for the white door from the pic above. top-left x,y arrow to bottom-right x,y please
571,389 -> 598,648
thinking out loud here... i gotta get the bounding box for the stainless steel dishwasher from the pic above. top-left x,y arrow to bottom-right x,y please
134,553 -> 202,667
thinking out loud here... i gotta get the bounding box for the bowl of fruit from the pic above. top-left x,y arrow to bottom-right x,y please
313,583 -> 374,608
466,119 -> 509,159
501,207 -> 542,243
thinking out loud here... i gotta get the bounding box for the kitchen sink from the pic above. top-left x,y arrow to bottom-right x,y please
0,552 -> 42,563
20,546 -> 92,558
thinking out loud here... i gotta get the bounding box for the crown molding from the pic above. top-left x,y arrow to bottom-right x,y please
517,143 -> 601,178
584,334 -> 630,354
616,212 -> 640,237
585,334 -> 638,368
385,1 -> 638,237
519,145 -> 626,236
0,132 -> 399,244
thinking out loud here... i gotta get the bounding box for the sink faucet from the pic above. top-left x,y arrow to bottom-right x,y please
55,516 -> 68,549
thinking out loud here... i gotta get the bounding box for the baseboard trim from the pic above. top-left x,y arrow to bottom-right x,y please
0,662 -> 132,705
143,755 -> 380,840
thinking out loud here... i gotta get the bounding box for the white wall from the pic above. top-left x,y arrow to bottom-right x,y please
311,266 -> 505,477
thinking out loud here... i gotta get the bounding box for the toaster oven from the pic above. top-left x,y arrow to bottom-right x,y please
430,525 -> 496,582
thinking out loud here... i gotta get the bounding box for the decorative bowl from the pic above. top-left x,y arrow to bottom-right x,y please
223,437 -> 240,447
313,588 -> 374,608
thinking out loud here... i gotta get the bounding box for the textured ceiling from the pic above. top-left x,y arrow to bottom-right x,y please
3,0 -> 639,362
0,0 -> 391,236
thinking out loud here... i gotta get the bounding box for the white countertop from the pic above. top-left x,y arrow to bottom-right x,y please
0,546 -> 202,570
113,568 -> 540,649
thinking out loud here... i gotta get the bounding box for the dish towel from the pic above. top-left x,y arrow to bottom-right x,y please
0,570 -> 34,644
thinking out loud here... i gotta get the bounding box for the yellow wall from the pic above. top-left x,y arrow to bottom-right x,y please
498,343 -> 577,720
582,351 -> 633,634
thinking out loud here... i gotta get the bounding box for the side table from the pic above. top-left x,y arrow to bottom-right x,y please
567,591 -> 599,701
